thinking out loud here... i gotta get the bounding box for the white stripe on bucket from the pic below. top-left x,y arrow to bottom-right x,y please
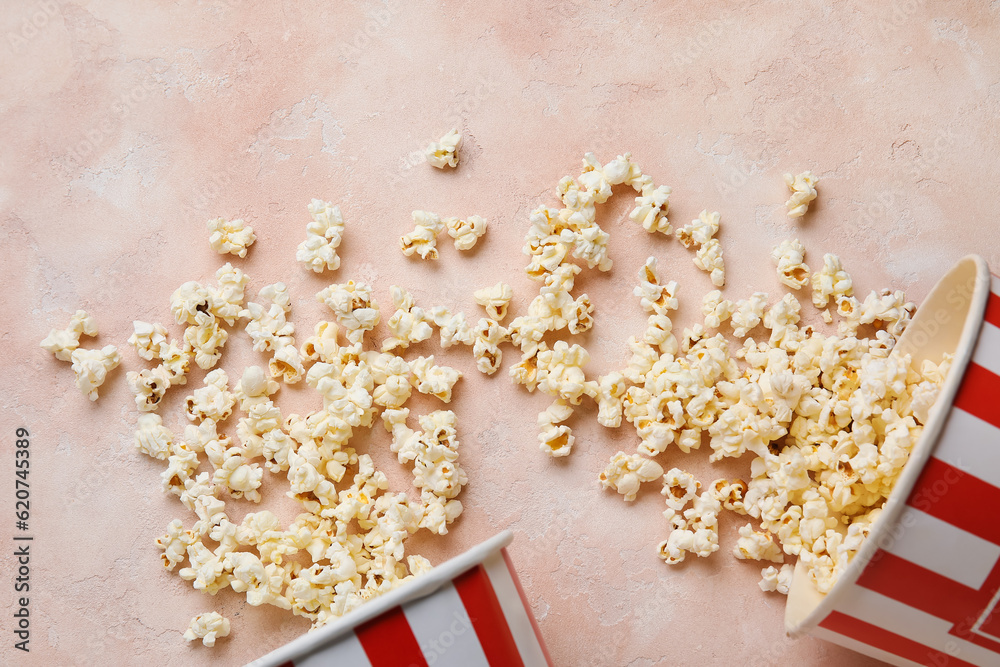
934,408 -> 1000,490
835,585 -> 1000,665
810,626 -> 926,667
884,506 -> 1000,590
402,582 -> 490,667
296,631 -> 372,667
973,321 -> 1000,378
482,552 -> 549,667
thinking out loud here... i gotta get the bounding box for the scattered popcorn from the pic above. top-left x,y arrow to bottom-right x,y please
474,283 -> 514,322
207,217 -> 255,258
185,369 -> 236,423
297,199 -> 345,273
629,184 -> 672,235
537,399 -> 575,457
759,564 -> 794,594
409,356 -> 462,402
694,238 -> 726,287
676,209 -> 719,249
316,281 -> 380,344
40,310 -> 98,361
70,345 -> 120,400
811,253 -> 853,309
135,413 -> 174,460
401,210 -> 445,260
600,453 -> 664,502
382,286 -> 433,352
128,321 -> 168,361
784,171 -> 818,218
634,257 -> 679,315
702,290 -> 735,329
771,239 -> 810,290
446,215 -> 487,250
472,318 -> 508,375
661,469 -> 701,511
183,611 -> 230,648
428,306 -> 475,348
734,523 -> 785,562
425,128 -> 461,169
730,293 -> 769,338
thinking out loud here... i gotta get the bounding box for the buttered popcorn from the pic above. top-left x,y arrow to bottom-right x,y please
425,128 -> 461,169
207,217 -> 255,258
474,282 -> 514,322
71,345 -> 121,400
297,199 -> 346,273
446,215 -> 487,250
784,171 -> 819,218
507,153 -> 948,601
183,611 -> 230,647
40,310 -> 98,361
400,210 -> 445,260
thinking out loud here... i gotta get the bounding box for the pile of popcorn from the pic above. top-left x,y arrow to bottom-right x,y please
38,142 -> 950,647
508,154 -> 949,596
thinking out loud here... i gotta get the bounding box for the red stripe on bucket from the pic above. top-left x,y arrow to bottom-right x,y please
819,611 -> 979,667
856,549 -> 980,622
907,457 -> 1000,546
356,606 -> 428,667
454,564 -> 525,667
954,362 -> 1000,431
984,290 -> 1000,330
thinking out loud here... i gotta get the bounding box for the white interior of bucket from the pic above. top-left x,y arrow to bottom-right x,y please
784,255 -> 990,636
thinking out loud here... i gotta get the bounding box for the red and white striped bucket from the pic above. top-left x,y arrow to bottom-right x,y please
248,531 -> 553,667
787,255 -> 1000,666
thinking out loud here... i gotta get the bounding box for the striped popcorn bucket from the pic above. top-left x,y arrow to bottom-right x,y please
786,255 -> 1000,666
248,531 -> 552,667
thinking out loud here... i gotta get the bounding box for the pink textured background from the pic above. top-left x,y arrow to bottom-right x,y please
2,1 -> 1000,665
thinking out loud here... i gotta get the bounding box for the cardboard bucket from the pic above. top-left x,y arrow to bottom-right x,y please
786,255 -> 1000,666
248,531 -> 553,667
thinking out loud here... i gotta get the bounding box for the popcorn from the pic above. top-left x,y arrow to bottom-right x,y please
40,310 -> 98,361
209,263 -> 249,326
382,286 -> 433,352
661,469 -> 701,511
170,281 -> 214,325
810,253 -> 853,309
316,281 -> 380,344
429,307 -> 475,348
446,215 -> 487,250
676,209 -> 719,249
213,446 -> 264,502
474,282 -> 514,321
184,312 -> 228,370
694,238 -> 726,287
297,199 -> 346,273
709,478 -> 748,514
128,321 -> 168,361
763,293 -> 801,347
730,292 -> 768,338
771,239 -> 810,290
185,369 -> 236,423
537,399 -> 575,457
702,290 -> 735,329
472,318 -> 508,375
182,611 -> 230,647
734,523 -> 785,562
629,184 -> 672,235
634,257 -> 679,315
207,217 -> 255,258
409,356 -> 462,402
536,340 -> 589,404
155,519 -> 196,571
126,366 -> 173,412
759,564 -> 794,594
593,372 -> 627,428
400,210 -> 445,260
70,345 -> 120,400
784,171 -> 818,218
135,413 -> 174,460
600,452 -> 664,502
425,128 -> 461,169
